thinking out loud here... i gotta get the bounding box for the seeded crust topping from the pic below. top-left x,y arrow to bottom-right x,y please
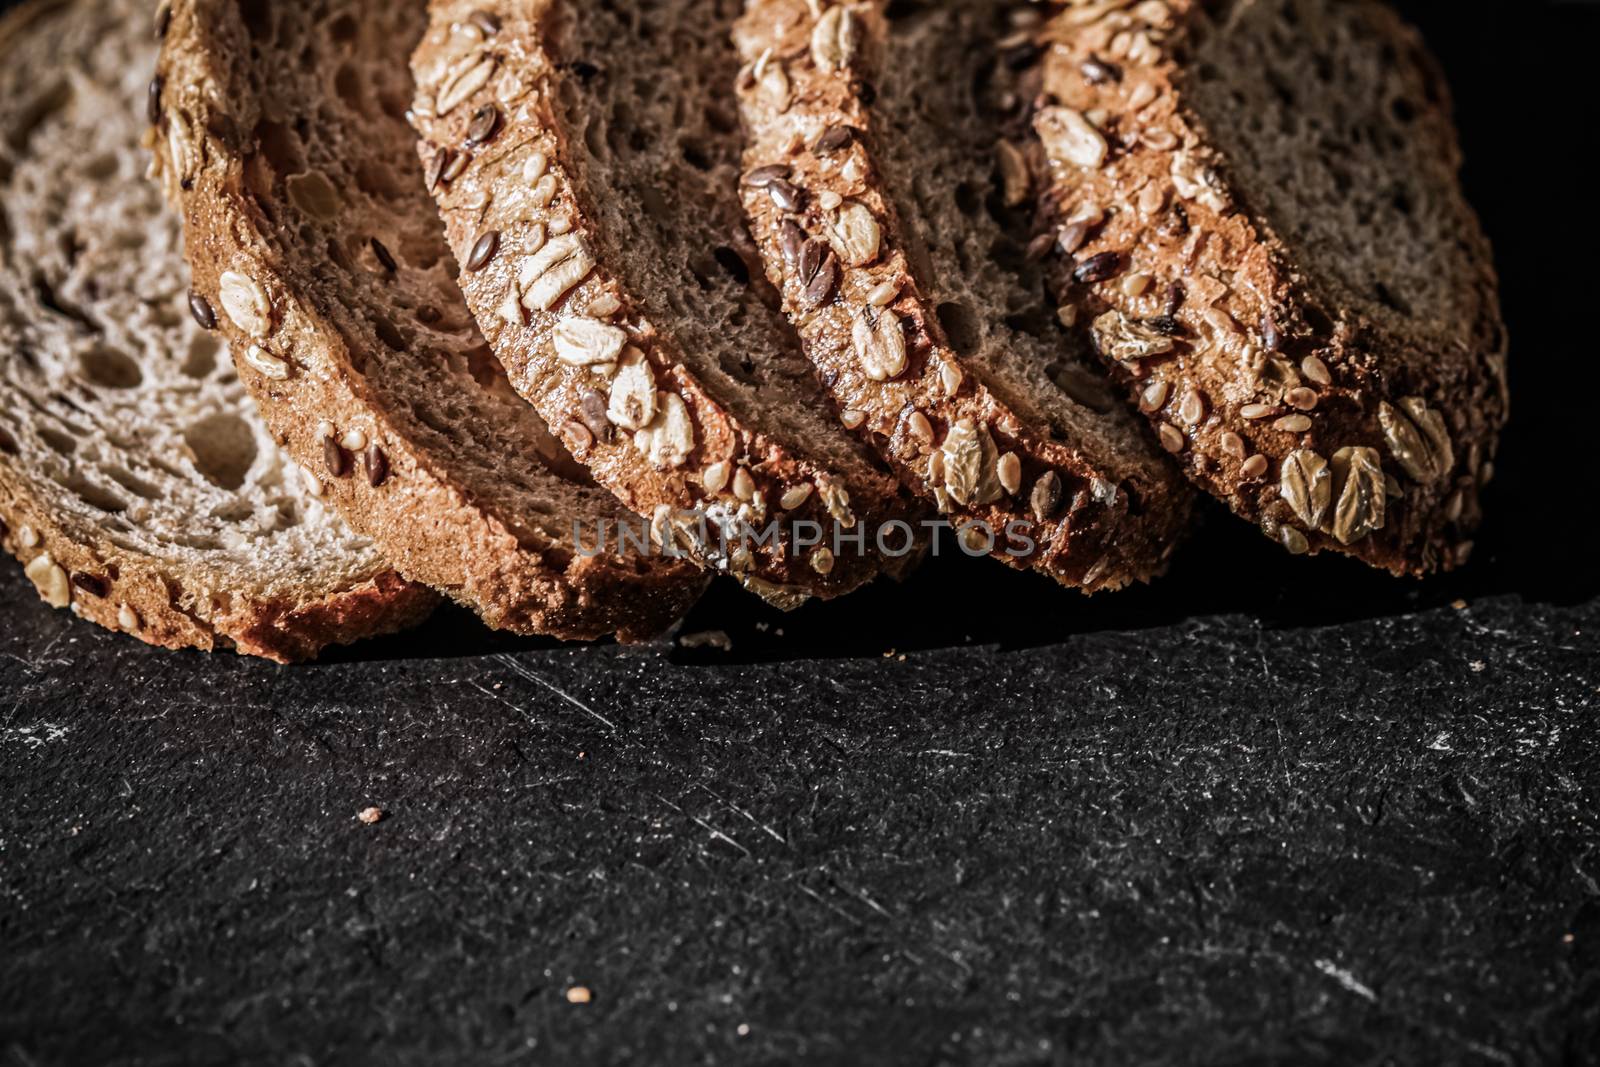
733,0 -> 1192,592
1014,0 -> 1506,575
154,0 -> 707,641
408,0 -> 922,605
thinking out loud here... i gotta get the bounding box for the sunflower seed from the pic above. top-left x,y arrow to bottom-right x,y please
519,234 -> 595,310
852,309 -> 907,381
743,163 -> 791,188
219,271 -> 272,338
1030,471 -> 1062,521
606,349 -> 658,430
811,6 -> 859,72
1329,446 -> 1386,545
779,219 -> 807,268
523,151 -> 548,183
465,230 -> 500,272
1379,397 -> 1453,484
578,388 -> 613,442
323,436 -> 352,478
1034,106 -> 1108,169
1074,251 -> 1123,284
941,419 -> 1002,506
767,179 -> 805,213
802,249 -> 840,307
1280,449 -> 1331,528
364,445 -> 389,487
243,345 -> 289,380
466,103 -> 502,145
633,392 -> 695,469
997,140 -> 1031,206
188,290 -> 217,330
24,554 -> 71,608
825,200 -> 881,266
815,125 -> 854,153
553,317 -> 627,367
437,53 -> 497,116
1091,310 -> 1172,362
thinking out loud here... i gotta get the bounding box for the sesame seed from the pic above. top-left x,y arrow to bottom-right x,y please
1139,380 -> 1169,412
340,428 -> 368,452
244,345 -> 289,380
997,452 -> 1022,496
732,467 -> 755,502
1285,387 -> 1319,411
908,411 -> 934,448
1158,422 -> 1185,453
1240,403 -> 1277,420
810,548 -> 835,575
866,278 -> 900,307
1280,526 -> 1310,555
1121,272 -> 1152,297
781,484 -> 815,510
1301,355 -> 1331,386
465,230 -> 500,271
1220,431 -> 1247,460
841,409 -> 866,430
1240,454 -> 1268,479
1273,414 -> 1312,433
117,604 -> 140,631
1177,387 -> 1206,425
702,462 -> 730,496
939,361 -> 963,397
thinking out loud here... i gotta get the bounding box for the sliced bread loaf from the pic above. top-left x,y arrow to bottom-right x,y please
407,0 -> 925,607
1016,0 -> 1507,574
733,0 -> 1193,592
0,0 -> 437,662
153,0 -> 707,641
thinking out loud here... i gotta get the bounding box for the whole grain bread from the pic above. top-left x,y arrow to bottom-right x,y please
407,0 -> 926,608
734,0 -> 1193,592
1017,0 -> 1507,574
0,0 -> 437,663
153,0 -> 707,642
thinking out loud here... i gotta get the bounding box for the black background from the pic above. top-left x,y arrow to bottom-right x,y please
3,1 -> 1598,1064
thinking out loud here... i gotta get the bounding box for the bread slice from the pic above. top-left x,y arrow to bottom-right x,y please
406,0 -> 925,607
0,0 -> 437,663
732,0 -> 1192,592
1017,0 -> 1507,574
153,0 -> 707,641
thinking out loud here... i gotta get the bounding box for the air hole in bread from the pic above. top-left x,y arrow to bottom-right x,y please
107,467 -> 162,501
38,425 -> 76,455
79,344 -> 143,389
181,333 -> 220,378
6,81 -> 72,155
0,425 -> 17,454
353,161 -> 407,206
254,121 -> 303,182
936,302 -> 980,357
329,13 -> 358,42
334,64 -> 364,112
373,315 -> 407,353
239,0 -> 273,42
185,413 -> 257,491
59,474 -> 126,513
80,153 -> 119,182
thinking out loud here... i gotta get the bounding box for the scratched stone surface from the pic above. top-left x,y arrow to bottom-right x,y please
4,0 -> 1600,1064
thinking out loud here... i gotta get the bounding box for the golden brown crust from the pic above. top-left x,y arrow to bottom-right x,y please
408,0 -> 925,605
154,0 -> 706,642
733,0 -> 1191,591
0,0 -> 438,664
1021,0 -> 1507,575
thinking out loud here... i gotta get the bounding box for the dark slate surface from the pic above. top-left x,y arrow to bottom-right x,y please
3,1 -> 1599,1064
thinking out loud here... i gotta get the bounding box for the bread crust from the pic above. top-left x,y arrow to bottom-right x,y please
733,0 -> 1192,592
154,0 -> 706,642
408,0 -> 926,606
0,0 -> 437,664
1020,0 -> 1507,574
